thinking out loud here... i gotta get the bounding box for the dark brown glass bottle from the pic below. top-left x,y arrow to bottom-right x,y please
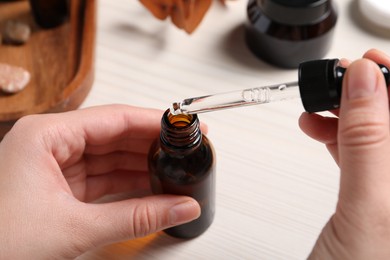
148,109 -> 216,239
245,0 -> 338,68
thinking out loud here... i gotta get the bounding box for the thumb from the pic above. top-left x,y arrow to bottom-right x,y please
74,195 -> 200,251
338,59 -> 390,201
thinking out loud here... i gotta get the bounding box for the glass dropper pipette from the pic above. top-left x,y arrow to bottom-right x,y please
171,59 -> 390,115
170,81 -> 300,115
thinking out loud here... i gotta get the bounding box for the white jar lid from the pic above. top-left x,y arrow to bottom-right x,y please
359,0 -> 390,29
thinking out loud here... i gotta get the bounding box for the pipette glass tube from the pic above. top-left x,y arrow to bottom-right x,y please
170,59 -> 390,115
170,81 -> 299,115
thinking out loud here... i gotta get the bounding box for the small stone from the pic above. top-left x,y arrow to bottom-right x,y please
0,63 -> 30,94
3,20 -> 31,45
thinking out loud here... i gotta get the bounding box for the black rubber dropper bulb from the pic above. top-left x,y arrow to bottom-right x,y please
298,59 -> 390,113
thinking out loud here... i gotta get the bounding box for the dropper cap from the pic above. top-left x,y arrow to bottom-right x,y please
298,59 -> 390,113
298,59 -> 340,112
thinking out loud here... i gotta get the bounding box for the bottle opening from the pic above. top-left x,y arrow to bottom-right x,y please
161,109 -> 201,150
167,112 -> 194,128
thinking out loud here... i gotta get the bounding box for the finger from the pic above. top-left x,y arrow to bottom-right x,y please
83,119 -> 207,156
84,170 -> 151,202
339,58 -> 351,68
200,122 -> 208,135
73,195 -> 200,251
363,49 -> 390,102
73,105 -> 162,145
299,112 -> 338,145
84,151 -> 149,175
299,112 -> 339,163
363,49 -> 390,68
84,137 -> 155,155
338,59 -> 390,201
37,105 -> 162,168
328,50 -> 389,118
325,143 -> 339,166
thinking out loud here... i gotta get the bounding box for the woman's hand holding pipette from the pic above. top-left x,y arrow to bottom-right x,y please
300,49 -> 390,259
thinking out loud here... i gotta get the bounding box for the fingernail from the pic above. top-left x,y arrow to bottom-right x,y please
347,60 -> 378,99
339,58 -> 350,67
169,200 -> 200,225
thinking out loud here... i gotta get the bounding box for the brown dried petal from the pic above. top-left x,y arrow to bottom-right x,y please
184,0 -> 212,33
139,0 -> 213,34
171,0 -> 186,29
140,0 -> 173,20
183,0 -> 195,19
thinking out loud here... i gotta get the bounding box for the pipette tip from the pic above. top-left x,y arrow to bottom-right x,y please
169,102 -> 183,115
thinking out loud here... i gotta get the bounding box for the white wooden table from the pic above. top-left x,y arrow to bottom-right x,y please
79,1 -> 390,259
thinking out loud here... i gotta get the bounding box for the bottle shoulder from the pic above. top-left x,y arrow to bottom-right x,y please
150,134 -> 214,158
148,135 -> 216,182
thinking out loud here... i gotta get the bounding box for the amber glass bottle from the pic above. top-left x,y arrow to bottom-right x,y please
148,109 -> 216,239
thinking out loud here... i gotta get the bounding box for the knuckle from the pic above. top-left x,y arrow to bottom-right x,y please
2,115 -> 46,148
339,113 -> 389,147
8,114 -> 57,142
131,202 -> 159,238
9,115 -> 40,136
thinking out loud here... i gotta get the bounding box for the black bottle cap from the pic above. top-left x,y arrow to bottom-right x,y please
260,0 -> 332,25
298,59 -> 390,113
298,59 -> 341,113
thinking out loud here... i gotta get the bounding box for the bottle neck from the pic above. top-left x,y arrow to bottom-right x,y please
160,110 -> 202,154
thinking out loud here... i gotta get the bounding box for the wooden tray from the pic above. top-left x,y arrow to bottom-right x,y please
0,0 -> 96,138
